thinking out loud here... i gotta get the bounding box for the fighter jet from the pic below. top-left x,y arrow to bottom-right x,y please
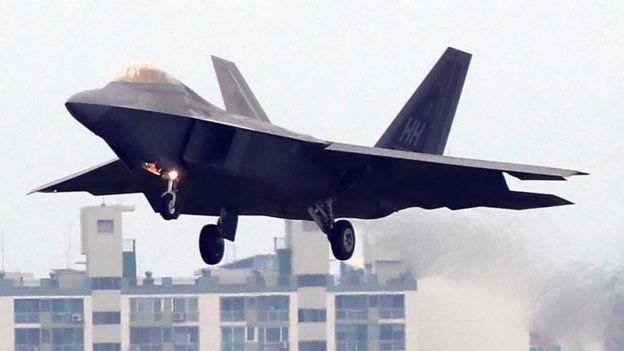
31,47 -> 586,265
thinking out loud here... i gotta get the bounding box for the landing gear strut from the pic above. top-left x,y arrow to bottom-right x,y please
308,199 -> 356,261
199,209 -> 238,265
160,170 -> 181,220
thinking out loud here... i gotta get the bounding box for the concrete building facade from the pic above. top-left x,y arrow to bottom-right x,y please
0,205 -> 416,351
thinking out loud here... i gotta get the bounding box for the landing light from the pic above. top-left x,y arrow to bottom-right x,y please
167,170 -> 179,180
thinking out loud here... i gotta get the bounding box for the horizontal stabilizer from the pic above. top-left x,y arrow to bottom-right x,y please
454,191 -> 574,210
322,142 -> 584,216
506,171 -> 588,181
29,159 -> 142,195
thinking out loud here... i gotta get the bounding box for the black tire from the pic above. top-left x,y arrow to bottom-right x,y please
329,220 -> 355,261
199,224 -> 225,265
160,193 -> 180,220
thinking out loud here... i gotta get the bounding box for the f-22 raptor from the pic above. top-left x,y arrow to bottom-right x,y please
31,48 -> 585,265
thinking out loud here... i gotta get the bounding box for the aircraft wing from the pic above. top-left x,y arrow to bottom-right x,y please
29,159 -> 144,195
323,142 -> 586,215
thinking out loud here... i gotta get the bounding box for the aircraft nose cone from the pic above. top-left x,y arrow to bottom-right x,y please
66,91 -> 110,129
66,102 -> 109,127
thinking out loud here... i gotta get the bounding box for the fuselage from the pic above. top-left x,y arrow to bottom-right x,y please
65,66 -> 338,218
36,50 -> 583,266
40,51 -> 583,223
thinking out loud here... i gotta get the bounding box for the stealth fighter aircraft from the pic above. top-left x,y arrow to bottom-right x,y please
31,48 -> 586,264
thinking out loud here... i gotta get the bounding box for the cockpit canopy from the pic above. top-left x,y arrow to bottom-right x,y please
114,63 -> 181,85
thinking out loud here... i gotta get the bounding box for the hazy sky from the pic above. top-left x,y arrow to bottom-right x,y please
0,1 -> 622,277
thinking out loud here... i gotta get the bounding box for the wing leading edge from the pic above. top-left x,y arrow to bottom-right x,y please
328,142 -> 586,180
29,159 -> 143,195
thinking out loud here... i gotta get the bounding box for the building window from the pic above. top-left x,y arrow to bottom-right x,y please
130,327 -> 171,349
221,295 -> 289,322
335,294 -> 405,321
220,296 -> 246,321
174,327 -> 199,349
15,328 -> 40,351
257,296 -> 289,321
299,341 -> 327,351
378,295 -> 404,319
91,277 -> 121,290
130,297 -> 199,323
336,324 -> 367,351
258,326 -> 289,351
379,324 -> 405,351
15,298 -> 83,324
131,297 -> 162,323
51,299 -> 84,323
52,328 -> 84,349
97,219 -> 114,233
173,297 -> 199,322
93,311 -> 121,325
14,299 -> 40,323
41,329 -> 50,344
16,327 -> 84,351
222,327 -> 245,351
369,295 -> 378,307
247,326 -> 256,342
173,297 -> 187,313
93,343 -> 121,351
298,309 -> 327,323
335,295 -> 368,320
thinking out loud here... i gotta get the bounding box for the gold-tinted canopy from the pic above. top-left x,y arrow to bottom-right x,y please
115,63 -> 180,85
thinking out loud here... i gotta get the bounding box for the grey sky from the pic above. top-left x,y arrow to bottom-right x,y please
0,1 -> 622,277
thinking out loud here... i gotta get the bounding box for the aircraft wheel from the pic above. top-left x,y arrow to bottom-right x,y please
329,220 -> 355,261
160,193 -> 180,220
199,224 -> 225,265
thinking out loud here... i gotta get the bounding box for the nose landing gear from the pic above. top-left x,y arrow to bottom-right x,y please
161,192 -> 181,220
308,199 -> 356,261
160,170 -> 181,220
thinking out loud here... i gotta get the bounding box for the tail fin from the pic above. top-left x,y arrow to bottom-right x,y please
375,47 -> 471,155
211,55 -> 271,122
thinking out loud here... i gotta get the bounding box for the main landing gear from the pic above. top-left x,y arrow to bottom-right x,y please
153,167 -> 235,265
308,199 -> 356,261
199,209 -> 238,265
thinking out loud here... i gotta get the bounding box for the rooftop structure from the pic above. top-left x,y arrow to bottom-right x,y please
0,204 -> 416,351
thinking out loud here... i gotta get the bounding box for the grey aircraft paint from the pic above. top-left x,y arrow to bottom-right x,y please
30,48 -> 586,263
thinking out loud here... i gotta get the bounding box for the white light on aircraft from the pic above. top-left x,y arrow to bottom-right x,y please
167,170 -> 178,180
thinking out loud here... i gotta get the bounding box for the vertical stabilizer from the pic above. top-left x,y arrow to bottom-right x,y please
375,47 -> 471,154
211,55 -> 271,122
